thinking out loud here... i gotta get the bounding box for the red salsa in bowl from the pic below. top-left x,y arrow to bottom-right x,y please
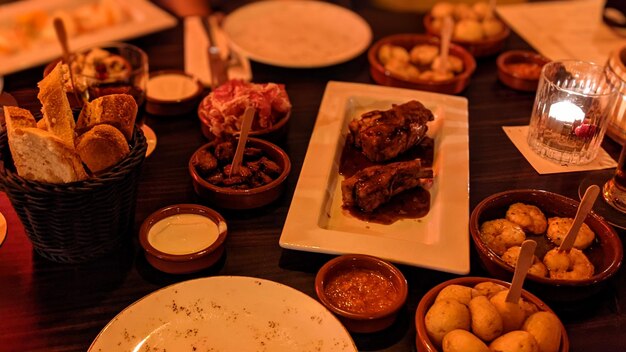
324,267 -> 400,315
315,254 -> 408,333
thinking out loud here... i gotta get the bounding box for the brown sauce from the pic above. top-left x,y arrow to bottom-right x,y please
339,136 -> 434,224
324,268 -> 398,314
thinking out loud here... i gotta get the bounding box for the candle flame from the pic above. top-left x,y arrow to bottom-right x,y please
548,101 -> 584,124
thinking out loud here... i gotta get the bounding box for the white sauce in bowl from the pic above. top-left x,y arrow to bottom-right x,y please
147,74 -> 199,101
148,214 -> 221,255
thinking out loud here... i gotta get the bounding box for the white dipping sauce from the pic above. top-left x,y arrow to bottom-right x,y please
147,74 -> 198,101
148,214 -> 221,255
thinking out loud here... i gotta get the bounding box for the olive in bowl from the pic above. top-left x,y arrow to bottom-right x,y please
469,189 -> 623,301
423,1 -> 510,57
315,254 -> 408,333
497,50 -> 551,91
139,204 -> 227,274
415,276 -> 569,352
368,34 -> 476,95
189,138 -> 291,209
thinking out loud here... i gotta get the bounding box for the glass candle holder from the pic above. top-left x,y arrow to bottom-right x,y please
527,60 -> 619,165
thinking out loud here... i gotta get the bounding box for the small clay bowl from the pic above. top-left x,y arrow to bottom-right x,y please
139,204 -> 227,274
368,34 -> 476,95
470,189 -> 623,301
423,14 -> 510,57
315,254 -> 408,333
146,70 -> 204,116
415,276 -> 569,352
497,50 -> 551,91
189,138 -> 291,209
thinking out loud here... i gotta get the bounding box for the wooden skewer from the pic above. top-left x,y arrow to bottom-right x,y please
53,18 -> 83,105
506,239 -> 537,304
437,16 -> 454,75
488,0 -> 497,19
559,185 -> 600,252
229,106 -> 256,177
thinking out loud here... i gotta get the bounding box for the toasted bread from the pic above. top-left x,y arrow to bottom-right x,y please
4,106 -> 36,138
9,127 -> 87,183
76,94 -> 137,141
37,62 -> 76,146
36,118 -> 47,130
75,124 -> 130,173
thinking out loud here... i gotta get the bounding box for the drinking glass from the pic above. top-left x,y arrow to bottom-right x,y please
603,142 -> 626,213
527,60 -> 619,165
73,42 -> 149,126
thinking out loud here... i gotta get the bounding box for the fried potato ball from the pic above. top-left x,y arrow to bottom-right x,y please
454,19 -> 484,41
425,299 -> 471,346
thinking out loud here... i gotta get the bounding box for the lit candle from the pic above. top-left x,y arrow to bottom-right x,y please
548,101 -> 585,123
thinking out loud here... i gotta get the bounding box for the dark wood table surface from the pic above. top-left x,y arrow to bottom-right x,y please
1,1 -> 625,351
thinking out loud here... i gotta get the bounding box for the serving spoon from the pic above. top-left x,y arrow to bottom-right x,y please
437,16 -> 454,75
229,106 -> 256,177
53,18 -> 83,105
559,185 -> 600,252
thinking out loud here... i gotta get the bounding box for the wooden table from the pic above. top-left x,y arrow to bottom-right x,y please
1,1 -> 624,351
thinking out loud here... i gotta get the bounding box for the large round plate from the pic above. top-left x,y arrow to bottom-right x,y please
222,1 -> 372,68
88,276 -> 357,351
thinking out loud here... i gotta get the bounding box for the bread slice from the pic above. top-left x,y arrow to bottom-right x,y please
9,127 -> 87,183
37,62 -> 76,146
75,124 -> 130,173
36,118 -> 48,130
4,106 -> 36,140
76,94 -> 137,141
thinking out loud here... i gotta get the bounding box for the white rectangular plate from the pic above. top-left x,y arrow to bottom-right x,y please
0,0 -> 177,76
279,81 -> 470,274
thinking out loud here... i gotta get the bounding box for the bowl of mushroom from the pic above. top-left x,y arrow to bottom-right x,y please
368,34 -> 476,94
423,1 -> 510,57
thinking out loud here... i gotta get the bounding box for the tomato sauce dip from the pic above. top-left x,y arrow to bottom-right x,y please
324,268 -> 399,314
506,62 -> 543,79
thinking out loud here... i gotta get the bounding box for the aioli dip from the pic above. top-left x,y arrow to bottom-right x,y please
147,214 -> 221,255
147,73 -> 199,101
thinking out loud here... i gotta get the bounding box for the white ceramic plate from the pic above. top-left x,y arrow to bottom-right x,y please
0,0 -> 177,76
222,1 -> 372,68
141,124 -> 157,158
0,212 -> 6,248
88,276 -> 357,352
279,81 -> 470,274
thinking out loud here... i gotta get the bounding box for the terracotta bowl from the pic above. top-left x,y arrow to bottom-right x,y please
497,50 -> 551,91
139,204 -> 228,274
189,138 -> 291,209
315,254 -> 408,333
146,70 -> 204,116
415,276 -> 569,352
197,103 -> 291,144
368,34 -> 476,95
423,14 -> 510,58
470,189 -> 623,301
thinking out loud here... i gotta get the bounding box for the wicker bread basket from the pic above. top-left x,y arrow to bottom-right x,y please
0,126 -> 146,263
